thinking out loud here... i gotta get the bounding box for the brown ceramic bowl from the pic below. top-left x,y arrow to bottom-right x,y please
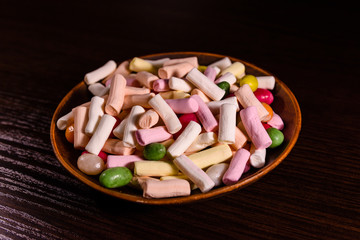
50,52 -> 301,204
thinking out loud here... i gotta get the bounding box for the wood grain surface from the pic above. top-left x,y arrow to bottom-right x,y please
0,1 -> 359,239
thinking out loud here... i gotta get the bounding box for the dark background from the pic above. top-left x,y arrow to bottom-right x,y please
0,1 -> 359,239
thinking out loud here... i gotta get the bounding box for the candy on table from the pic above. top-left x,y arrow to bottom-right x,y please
138,109 -> 159,129
206,96 -> 239,115
104,74 -> 127,116
85,96 -> 105,136
266,127 -> 284,148
261,102 -> 274,122
85,114 -> 117,155
256,76 -> 275,90
239,74 -> 258,92
134,160 -> 179,177
145,57 -> 170,68
135,126 -> 172,146
88,82 -> 109,96
84,60 -> 117,85
102,139 -> 135,155
124,86 -> 151,95
214,72 -> 237,85
72,106 -> 90,150
190,88 -> 211,103
205,163 -> 229,187
163,56 -> 198,68
220,61 -> 245,79
240,106 -> 272,149
57,111 -> 74,130
168,77 -> 195,92
208,57 -> 232,71
222,148 -> 250,185
190,95 -> 218,132
65,123 -> 74,143
143,143 -> 167,160
77,153 -> 105,175
254,88 -> 274,105
122,93 -> 155,109
230,126 -> 248,151
112,117 -> 127,139
249,144 -> 266,168
81,150 -> 108,162
106,155 -> 144,170
160,175 -> 198,190
218,103 -> 237,144
167,121 -> 202,158
122,105 -> 146,148
153,79 -> 170,92
186,68 -> 225,101
102,60 -> 131,84
173,113 -> 199,139
235,84 -> 269,121
148,94 -> 182,134
267,112 -> 284,130
187,144 -> 233,169
204,66 -> 217,82
99,167 -> 133,188
185,132 -> 217,154
164,98 -> 199,114
142,178 -> 191,199
158,62 -> 194,79
173,155 -> 215,193
129,57 -> 157,74
135,71 -> 159,89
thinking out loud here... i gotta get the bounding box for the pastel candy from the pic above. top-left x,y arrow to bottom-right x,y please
222,148 -> 250,185
135,126 -> 172,146
142,179 -> 191,199
153,79 -> 170,92
165,98 -> 199,114
191,95 -> 218,132
106,155 -> 144,169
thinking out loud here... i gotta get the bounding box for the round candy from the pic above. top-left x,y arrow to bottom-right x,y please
254,88 -> 274,105
266,128 -> 284,148
239,75 -> 258,92
99,167 -> 133,188
143,143 -> 167,160
217,81 -> 230,97
261,102 -> 274,122
81,150 -> 108,162
77,153 -> 105,175
65,123 -> 74,143
198,65 -> 207,73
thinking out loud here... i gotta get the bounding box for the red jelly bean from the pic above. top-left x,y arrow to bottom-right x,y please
262,122 -> 271,130
173,113 -> 200,139
254,88 -> 274,105
81,150 -> 108,162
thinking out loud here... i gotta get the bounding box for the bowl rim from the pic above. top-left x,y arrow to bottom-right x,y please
50,51 -> 302,205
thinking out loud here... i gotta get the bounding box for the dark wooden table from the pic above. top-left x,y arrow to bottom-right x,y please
1,1 -> 359,239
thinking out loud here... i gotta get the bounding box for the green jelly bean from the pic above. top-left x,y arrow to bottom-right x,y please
217,81 -> 230,97
143,143 -> 167,160
99,167 -> 133,188
266,127 -> 284,148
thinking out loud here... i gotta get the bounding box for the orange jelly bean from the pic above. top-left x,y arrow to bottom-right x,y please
261,102 -> 274,122
65,123 -> 75,143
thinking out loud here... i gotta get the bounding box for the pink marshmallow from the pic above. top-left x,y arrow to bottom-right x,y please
204,66 -> 217,82
142,179 -> 191,198
190,95 -> 218,132
267,112 -> 284,130
240,106 -> 272,149
153,79 -> 170,92
164,98 -> 199,114
222,148 -> 250,185
135,126 -> 172,146
106,155 -> 144,170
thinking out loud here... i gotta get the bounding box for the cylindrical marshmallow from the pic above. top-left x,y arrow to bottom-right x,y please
102,139 -> 135,155
134,161 -> 179,177
135,71 -> 159,89
220,62 -> 245,79
122,93 -> 155,109
145,57 -> 170,68
103,60 -> 131,84
191,95 -> 218,132
214,72 -> 237,85
142,179 -> 191,199
191,89 -> 211,103
187,144 -> 233,169
122,105 -> 146,147
85,96 -> 105,135
165,98 -> 199,114
205,163 -> 229,187
208,57 -> 232,71
125,86 -> 150,95
256,76 -> 275,90
267,112 -> 284,130
135,126 -> 172,146
106,155 -> 143,169
88,83 -> 109,96
148,94 -> 182,134
230,127 -> 248,150
105,74 -> 127,116
57,111 -> 73,130
222,148 -> 250,185
186,68 -> 225,101
204,66 -> 217,82
129,57 -> 156,74
163,57 -> 198,68
158,62 -> 194,79
167,121 -> 202,158
185,132 -> 217,153
206,96 -> 239,115
72,106 -> 90,149
153,79 -> 170,92
85,114 -> 117,155
168,77 -> 194,92
218,103 -> 237,144
84,60 -> 117,85
112,117 -> 127,139
138,109 -> 159,129
174,155 -> 215,193
250,144 -> 267,168
240,106 -> 272,149
235,84 -> 269,121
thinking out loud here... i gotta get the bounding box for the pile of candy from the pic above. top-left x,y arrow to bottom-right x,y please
57,56 -> 285,198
